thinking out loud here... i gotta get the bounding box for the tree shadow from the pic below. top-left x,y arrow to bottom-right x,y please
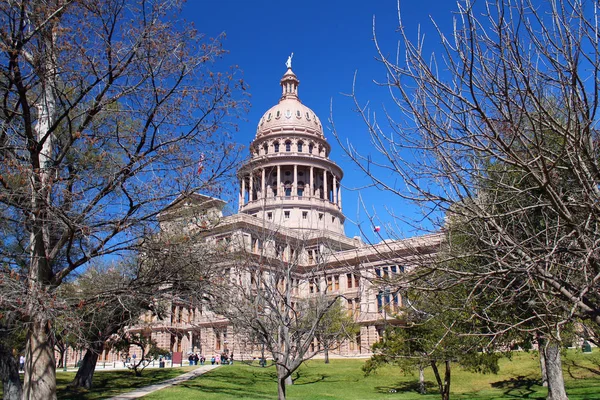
374,380 -> 436,394
490,375 -> 541,398
291,370 -> 330,385
565,359 -> 600,379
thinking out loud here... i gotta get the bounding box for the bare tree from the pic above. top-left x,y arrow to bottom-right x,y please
209,227 -> 351,400
0,0 -> 247,398
334,1 -> 599,399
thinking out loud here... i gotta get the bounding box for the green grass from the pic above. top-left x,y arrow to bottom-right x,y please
3,351 -> 599,399
55,366 -> 196,400
140,351 -> 600,400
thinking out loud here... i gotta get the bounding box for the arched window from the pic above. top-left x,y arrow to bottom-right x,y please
263,144 -> 268,154
297,141 -> 303,152
297,181 -> 305,197
284,181 -> 292,197
274,142 -> 280,153
285,141 -> 291,152
308,143 -> 314,154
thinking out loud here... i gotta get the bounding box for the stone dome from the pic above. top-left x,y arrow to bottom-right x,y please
255,68 -> 324,139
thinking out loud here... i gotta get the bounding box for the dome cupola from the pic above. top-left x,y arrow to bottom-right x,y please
238,56 -> 345,235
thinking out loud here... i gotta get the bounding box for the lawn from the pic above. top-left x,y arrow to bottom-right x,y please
3,351 -> 599,399
54,366 -> 196,400
140,351 -> 600,400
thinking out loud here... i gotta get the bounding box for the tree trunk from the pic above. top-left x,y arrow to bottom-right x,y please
430,359 -> 451,400
55,343 -> 65,369
418,364 -> 426,394
276,364 -> 287,400
0,344 -> 22,400
22,316 -> 56,400
544,340 -> 568,400
324,346 -> 329,364
69,343 -> 103,389
442,359 -> 451,400
538,333 -> 548,387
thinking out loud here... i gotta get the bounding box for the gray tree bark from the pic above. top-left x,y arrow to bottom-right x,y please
544,340 -> 568,400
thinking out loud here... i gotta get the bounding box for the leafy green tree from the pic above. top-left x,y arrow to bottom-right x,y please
364,300 -> 501,400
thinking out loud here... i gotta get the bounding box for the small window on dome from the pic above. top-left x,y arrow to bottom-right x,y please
285,141 -> 291,152
267,113 -> 272,121
274,142 -> 280,152
296,110 -> 301,118
297,141 -> 303,152
306,112 -> 310,120
276,110 -> 281,119
309,143 -> 314,154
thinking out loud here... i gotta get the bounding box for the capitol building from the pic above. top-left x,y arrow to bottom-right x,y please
116,64 -> 441,362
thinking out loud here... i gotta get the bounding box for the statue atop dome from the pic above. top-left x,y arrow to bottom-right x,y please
285,52 -> 294,69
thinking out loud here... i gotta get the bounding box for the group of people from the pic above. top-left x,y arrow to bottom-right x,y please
188,352 -> 234,366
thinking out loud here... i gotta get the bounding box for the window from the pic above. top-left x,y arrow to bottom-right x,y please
347,273 -> 354,288
267,212 -> 272,220
302,211 -> 308,220
309,143 -> 314,154
297,181 -> 304,197
332,216 -> 335,223
318,213 -> 324,220
274,142 -> 280,152
284,210 -> 290,219
285,141 -> 291,152
284,181 -> 292,197
377,289 -> 399,313
297,142 -> 303,152
263,144 -> 268,154
327,275 -> 339,291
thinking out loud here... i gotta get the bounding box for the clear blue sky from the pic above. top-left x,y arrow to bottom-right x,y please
184,0 -> 460,241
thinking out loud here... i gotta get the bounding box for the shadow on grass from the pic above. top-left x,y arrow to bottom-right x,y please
56,368 -> 194,400
374,380 -> 437,395
490,375 -> 541,398
169,368 -> 277,399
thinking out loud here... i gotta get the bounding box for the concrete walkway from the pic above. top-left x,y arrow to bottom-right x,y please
105,364 -> 220,399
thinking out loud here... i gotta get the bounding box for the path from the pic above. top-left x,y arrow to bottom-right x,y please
105,364 -> 220,399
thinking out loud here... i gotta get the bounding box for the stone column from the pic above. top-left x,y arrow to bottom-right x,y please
338,182 -> 342,209
333,175 -> 338,204
277,165 -> 281,198
323,170 -> 328,201
241,177 -> 246,206
310,166 -> 314,197
293,164 -> 298,196
249,170 -> 254,202
261,168 -> 266,199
